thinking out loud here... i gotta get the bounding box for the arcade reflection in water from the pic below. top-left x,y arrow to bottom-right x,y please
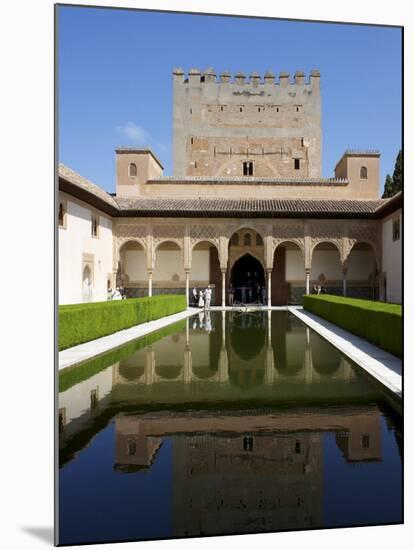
58,311 -> 402,544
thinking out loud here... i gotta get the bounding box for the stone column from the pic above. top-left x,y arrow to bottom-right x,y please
221,269 -> 226,307
185,270 -> 190,307
148,270 -> 153,297
267,269 -> 272,307
218,347 -> 229,382
342,266 -> 347,297
305,268 -> 310,295
183,345 -> 192,384
145,347 -> 155,385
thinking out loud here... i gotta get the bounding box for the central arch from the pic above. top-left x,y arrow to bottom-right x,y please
230,253 -> 265,304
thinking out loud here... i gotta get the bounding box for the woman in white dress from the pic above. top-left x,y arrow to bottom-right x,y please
198,290 -> 205,308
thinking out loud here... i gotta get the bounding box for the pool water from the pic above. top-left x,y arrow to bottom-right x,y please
58,310 -> 402,545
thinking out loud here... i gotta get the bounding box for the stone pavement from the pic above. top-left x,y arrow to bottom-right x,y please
288,306 -> 402,399
59,308 -> 199,371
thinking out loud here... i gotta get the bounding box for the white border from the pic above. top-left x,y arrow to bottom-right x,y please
1,1 -> 411,549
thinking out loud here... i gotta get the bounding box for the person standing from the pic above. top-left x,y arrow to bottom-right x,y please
198,289 -> 205,308
192,287 -> 198,306
205,285 -> 212,309
229,284 -> 234,306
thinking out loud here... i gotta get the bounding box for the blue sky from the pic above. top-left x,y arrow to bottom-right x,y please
58,6 -> 402,194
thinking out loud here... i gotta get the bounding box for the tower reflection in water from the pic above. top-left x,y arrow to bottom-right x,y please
59,311 -> 402,543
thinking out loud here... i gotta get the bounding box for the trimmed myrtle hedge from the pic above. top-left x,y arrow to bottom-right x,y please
303,295 -> 402,358
59,295 -> 186,351
59,319 -> 186,392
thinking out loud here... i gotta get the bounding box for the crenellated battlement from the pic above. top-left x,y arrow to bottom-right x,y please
173,67 -> 320,87
173,66 -> 322,178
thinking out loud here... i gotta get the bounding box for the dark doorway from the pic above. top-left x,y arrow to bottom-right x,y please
230,254 -> 265,304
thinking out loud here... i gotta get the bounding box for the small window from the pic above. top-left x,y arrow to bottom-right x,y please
257,106 -> 261,112
58,202 -> 64,226
91,215 -> 98,237
301,137 -> 304,147
220,106 -> 224,112
294,158 -> 300,170
190,137 -> 194,145
127,438 -> 137,456
296,106 -> 301,113
239,106 -> 243,112
90,389 -> 98,409
194,161 -> 197,169
244,233 -> 251,246
360,166 -> 368,179
256,234 -> 263,246
392,218 -> 400,241
243,161 -> 253,176
243,436 -> 254,451
276,107 -> 280,113
190,108 -> 192,114
362,434 -> 370,449
295,441 -> 301,454
129,163 -> 137,177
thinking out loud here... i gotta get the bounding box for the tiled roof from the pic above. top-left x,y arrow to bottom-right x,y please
115,197 -> 386,218
58,163 -> 119,214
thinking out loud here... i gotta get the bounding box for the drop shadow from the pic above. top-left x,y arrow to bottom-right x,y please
22,526 -> 54,545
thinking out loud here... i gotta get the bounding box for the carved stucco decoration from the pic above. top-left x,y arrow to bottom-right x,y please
153,225 -> 184,249
272,224 -> 305,257
190,224 -> 220,249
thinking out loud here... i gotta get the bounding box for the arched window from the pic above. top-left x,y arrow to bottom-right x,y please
360,166 -> 368,179
256,234 -> 263,246
230,233 -> 239,246
129,163 -> 137,177
58,202 -> 64,226
244,233 -> 251,246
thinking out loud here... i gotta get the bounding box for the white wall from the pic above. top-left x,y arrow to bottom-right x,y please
382,212 -> 402,303
124,249 -> 146,281
285,250 -> 305,281
59,192 -> 114,304
347,250 -> 376,280
154,250 -> 185,281
310,250 -> 342,280
191,250 -> 210,281
59,366 -> 113,424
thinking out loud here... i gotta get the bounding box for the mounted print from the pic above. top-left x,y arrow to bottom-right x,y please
56,3 -> 403,546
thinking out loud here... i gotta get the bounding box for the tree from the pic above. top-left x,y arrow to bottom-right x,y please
382,149 -> 402,198
382,174 -> 394,198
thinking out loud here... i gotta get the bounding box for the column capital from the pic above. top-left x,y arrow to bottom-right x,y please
266,268 -> 273,274
305,267 -> 311,275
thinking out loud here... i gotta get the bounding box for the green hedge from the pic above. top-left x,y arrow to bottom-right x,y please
59,319 -> 186,392
59,295 -> 186,351
303,295 -> 402,358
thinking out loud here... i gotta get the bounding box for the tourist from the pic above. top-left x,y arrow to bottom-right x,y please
198,289 -> 205,308
112,287 -> 122,300
192,287 -> 198,305
205,285 -> 212,309
229,284 -> 234,306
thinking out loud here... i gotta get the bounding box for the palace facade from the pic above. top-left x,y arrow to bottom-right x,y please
58,69 -> 402,305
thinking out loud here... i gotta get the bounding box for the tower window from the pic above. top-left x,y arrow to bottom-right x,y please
243,161 -> 253,176
243,436 -> 254,451
362,434 -> 370,449
194,161 -> 197,169
129,163 -> 137,177
59,202 -> 65,226
190,137 -> 194,145
91,215 -> 98,237
392,218 -> 400,241
240,106 -> 243,112
220,106 -> 224,111
294,158 -> 300,170
360,166 -> 368,179
276,107 -> 279,113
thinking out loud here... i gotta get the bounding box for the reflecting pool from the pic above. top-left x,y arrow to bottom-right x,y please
58,311 -> 402,545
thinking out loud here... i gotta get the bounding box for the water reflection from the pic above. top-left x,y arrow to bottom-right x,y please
58,311 -> 402,544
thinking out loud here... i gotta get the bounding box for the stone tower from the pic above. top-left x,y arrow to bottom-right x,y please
173,68 -> 322,178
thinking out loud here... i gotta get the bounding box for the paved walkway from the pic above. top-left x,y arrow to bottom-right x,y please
59,308 -> 199,371
288,307 -> 402,399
